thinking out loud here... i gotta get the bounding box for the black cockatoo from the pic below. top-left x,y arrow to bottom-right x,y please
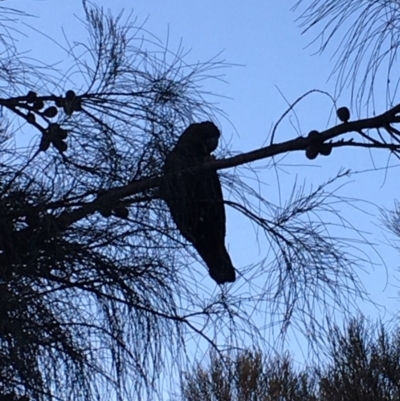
161,121 -> 236,284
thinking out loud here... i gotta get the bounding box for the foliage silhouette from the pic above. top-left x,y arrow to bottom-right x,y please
178,318 -> 400,401
1,1 -> 400,400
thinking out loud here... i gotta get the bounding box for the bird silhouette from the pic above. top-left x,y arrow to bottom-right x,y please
161,121 -> 236,284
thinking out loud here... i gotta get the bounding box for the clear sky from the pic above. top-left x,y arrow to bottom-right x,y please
11,0 -> 400,387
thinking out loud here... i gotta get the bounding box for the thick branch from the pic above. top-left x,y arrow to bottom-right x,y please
57,103 -> 400,227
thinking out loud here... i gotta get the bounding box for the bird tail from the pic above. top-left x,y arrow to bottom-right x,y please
195,243 -> 236,284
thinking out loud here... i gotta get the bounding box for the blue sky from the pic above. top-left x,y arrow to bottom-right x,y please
13,0 -> 400,375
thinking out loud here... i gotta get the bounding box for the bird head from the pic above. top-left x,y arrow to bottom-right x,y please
199,121 -> 220,153
177,121 -> 221,155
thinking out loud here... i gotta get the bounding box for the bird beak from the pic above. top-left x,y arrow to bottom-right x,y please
205,136 -> 219,152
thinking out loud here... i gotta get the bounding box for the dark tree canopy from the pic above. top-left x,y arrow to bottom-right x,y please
161,122 -> 236,284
